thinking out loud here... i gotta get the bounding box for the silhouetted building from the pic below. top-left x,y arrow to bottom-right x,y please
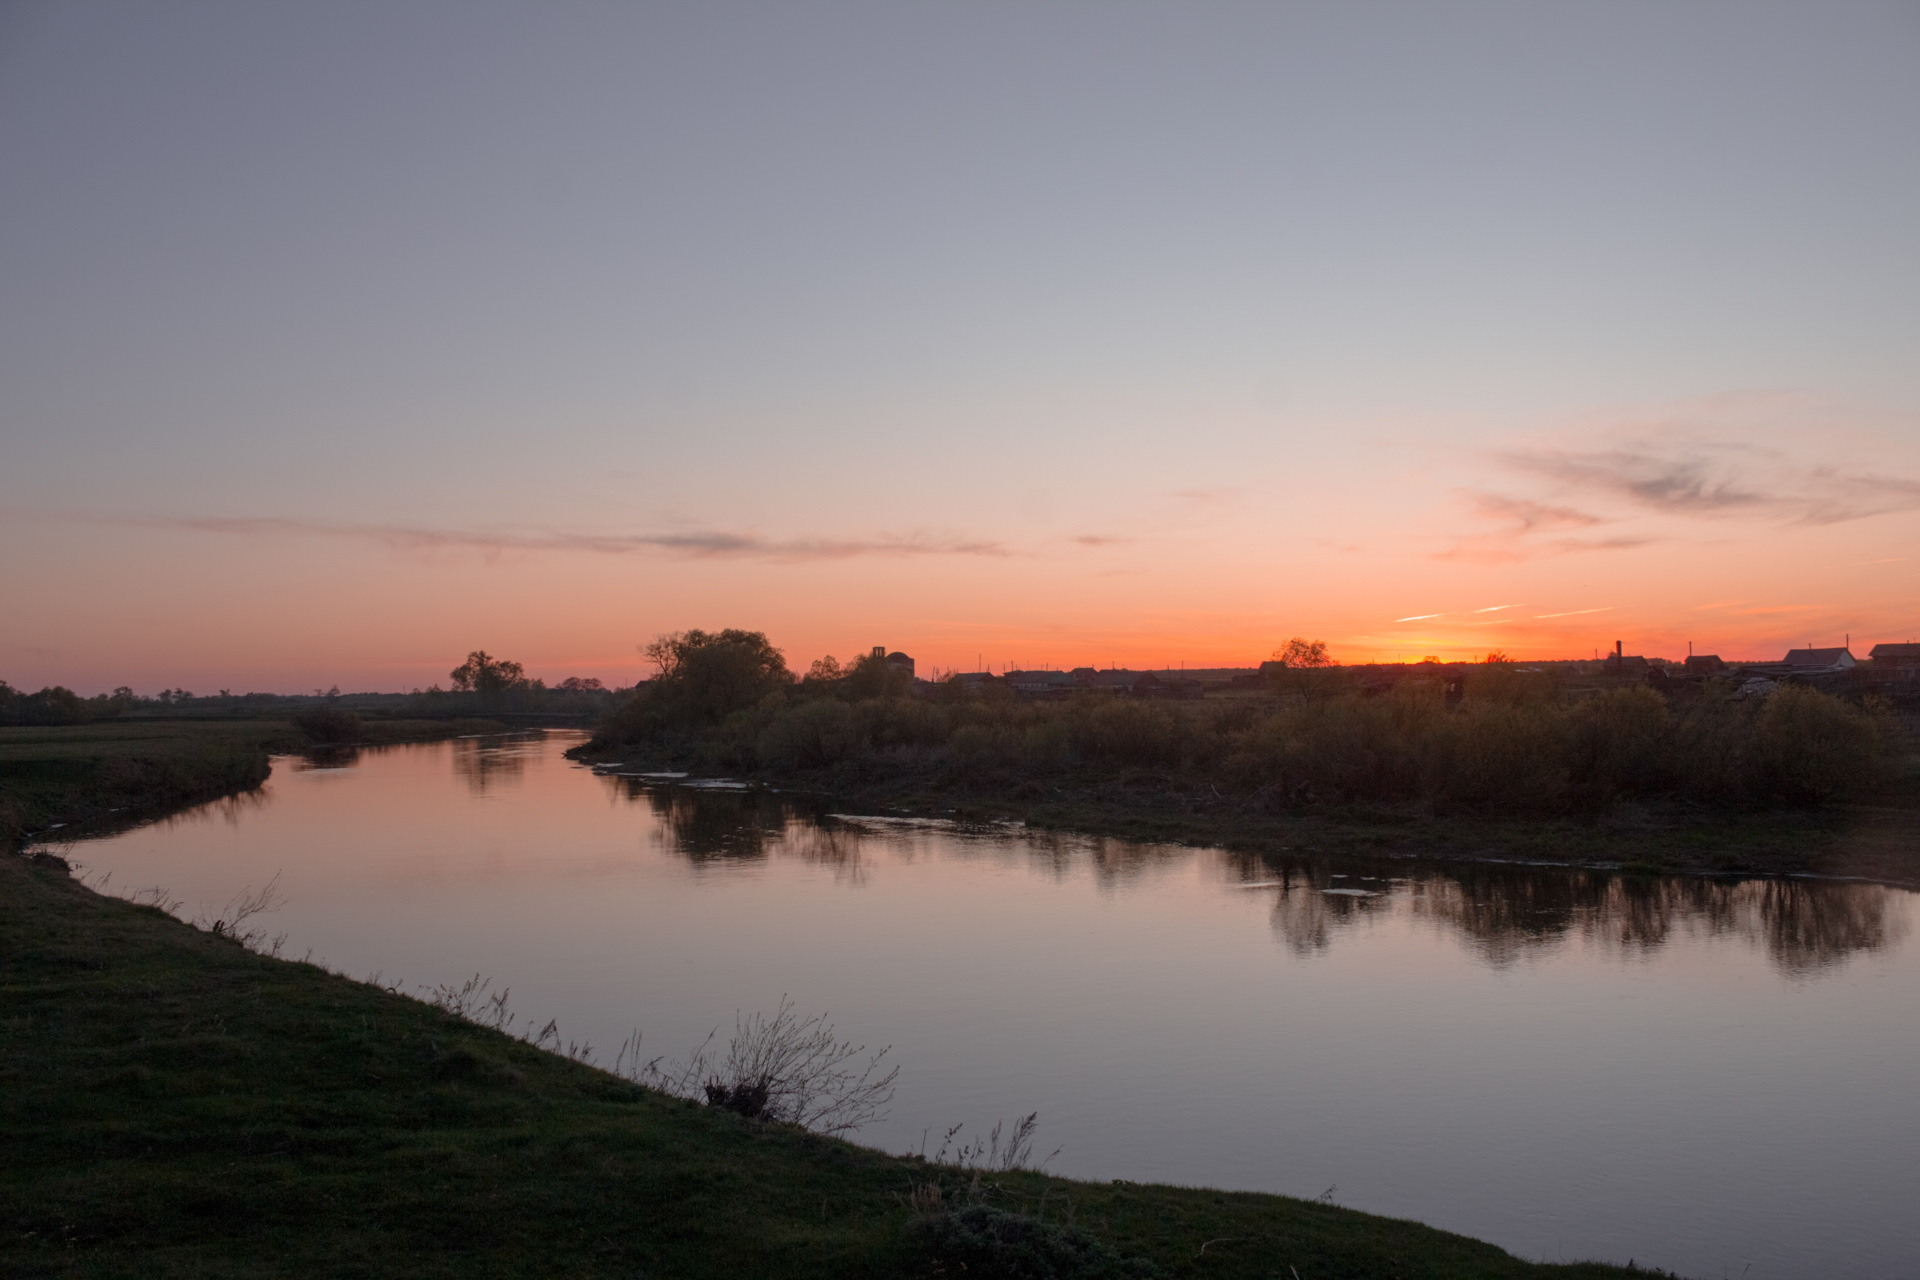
1783,647 -> 1855,673
1007,670 -> 1077,696
1684,654 -> 1725,674
1869,643 -> 1920,682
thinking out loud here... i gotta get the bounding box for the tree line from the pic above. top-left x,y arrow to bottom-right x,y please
584,629 -> 1895,814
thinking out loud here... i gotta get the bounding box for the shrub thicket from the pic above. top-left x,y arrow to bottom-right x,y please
902,1205 -> 1164,1279
0,682 -> 132,726
587,642 -> 1888,815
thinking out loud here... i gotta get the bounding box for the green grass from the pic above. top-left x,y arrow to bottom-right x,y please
0,849 -> 1653,1279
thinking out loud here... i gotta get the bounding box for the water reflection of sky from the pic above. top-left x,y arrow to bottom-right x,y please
51,732 -> 1920,1280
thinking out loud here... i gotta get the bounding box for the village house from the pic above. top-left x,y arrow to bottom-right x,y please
1782,647 -> 1855,674
1869,643 -> 1920,682
1006,670 -> 1078,697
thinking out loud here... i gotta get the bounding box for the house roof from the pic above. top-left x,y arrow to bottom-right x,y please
1007,670 -> 1077,688
1870,643 -> 1920,660
1783,647 -> 1854,669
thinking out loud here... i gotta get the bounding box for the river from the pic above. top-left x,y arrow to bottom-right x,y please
51,730 -> 1920,1279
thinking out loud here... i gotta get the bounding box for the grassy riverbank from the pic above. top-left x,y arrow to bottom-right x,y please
0,718 -> 509,848
1,848 -> 1652,1279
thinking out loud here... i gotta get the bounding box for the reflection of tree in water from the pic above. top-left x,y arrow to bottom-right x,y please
290,746 -> 361,771
781,821 -> 868,883
1259,863 -> 1390,956
613,783 -> 864,870
451,737 -> 533,795
1016,830 -> 1174,890
594,783 -> 1910,974
1238,853 -> 1906,975
642,787 -> 788,862
1758,879 -> 1906,976
1408,869 -> 1740,968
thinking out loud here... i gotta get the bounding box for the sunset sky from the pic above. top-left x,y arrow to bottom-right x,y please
4,2 -> 1918,694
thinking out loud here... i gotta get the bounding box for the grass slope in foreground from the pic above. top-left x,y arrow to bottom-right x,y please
0,851 -> 1653,1279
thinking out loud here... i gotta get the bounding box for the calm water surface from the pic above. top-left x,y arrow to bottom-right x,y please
53,732 -> 1920,1279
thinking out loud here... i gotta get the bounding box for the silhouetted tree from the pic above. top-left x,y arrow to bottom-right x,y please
450,650 -> 529,700
1271,638 -> 1333,668
636,629 -> 793,726
841,649 -> 912,701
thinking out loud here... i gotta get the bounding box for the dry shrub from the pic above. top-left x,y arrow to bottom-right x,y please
1567,687 -> 1672,800
757,698 -> 859,770
1422,701 -> 1571,813
1757,685 -> 1881,803
625,996 -> 897,1136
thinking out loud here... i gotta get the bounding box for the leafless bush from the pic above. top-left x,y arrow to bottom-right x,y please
426,973 -> 518,1033
622,995 -> 897,1135
193,874 -> 284,952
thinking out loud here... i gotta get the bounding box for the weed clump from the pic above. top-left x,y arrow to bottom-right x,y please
903,1205 -> 1164,1279
618,995 -> 898,1136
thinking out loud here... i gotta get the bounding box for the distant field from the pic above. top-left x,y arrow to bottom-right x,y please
0,720 -> 303,762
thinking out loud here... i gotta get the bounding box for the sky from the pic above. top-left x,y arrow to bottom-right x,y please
3,1 -> 1918,693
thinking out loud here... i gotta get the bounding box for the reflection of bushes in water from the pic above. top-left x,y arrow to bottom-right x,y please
292,706 -> 361,744
641,787 -> 793,863
1257,863 -> 1392,957
1253,854 -> 1907,974
1757,879 -> 1906,975
593,671 -> 1893,816
450,738 -> 532,795
291,745 -> 362,771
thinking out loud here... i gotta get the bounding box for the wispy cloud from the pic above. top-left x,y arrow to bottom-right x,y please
1170,487 -> 1245,505
1532,607 -> 1614,619
1502,442 -> 1920,526
108,515 -> 1010,561
1440,492 -> 1635,562
1466,493 -> 1606,533
1070,534 -> 1128,548
1437,428 -> 1920,563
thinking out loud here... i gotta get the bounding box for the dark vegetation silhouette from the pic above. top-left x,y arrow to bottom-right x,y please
588,632 -> 1893,816
1,654 -> 619,731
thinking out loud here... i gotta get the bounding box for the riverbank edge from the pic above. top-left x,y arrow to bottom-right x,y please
0,717 -> 515,849
1,845 -> 1652,1279
566,744 -> 1920,889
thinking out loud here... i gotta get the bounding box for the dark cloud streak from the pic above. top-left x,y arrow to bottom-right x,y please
111,515 -> 1010,561
1502,445 -> 1920,525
